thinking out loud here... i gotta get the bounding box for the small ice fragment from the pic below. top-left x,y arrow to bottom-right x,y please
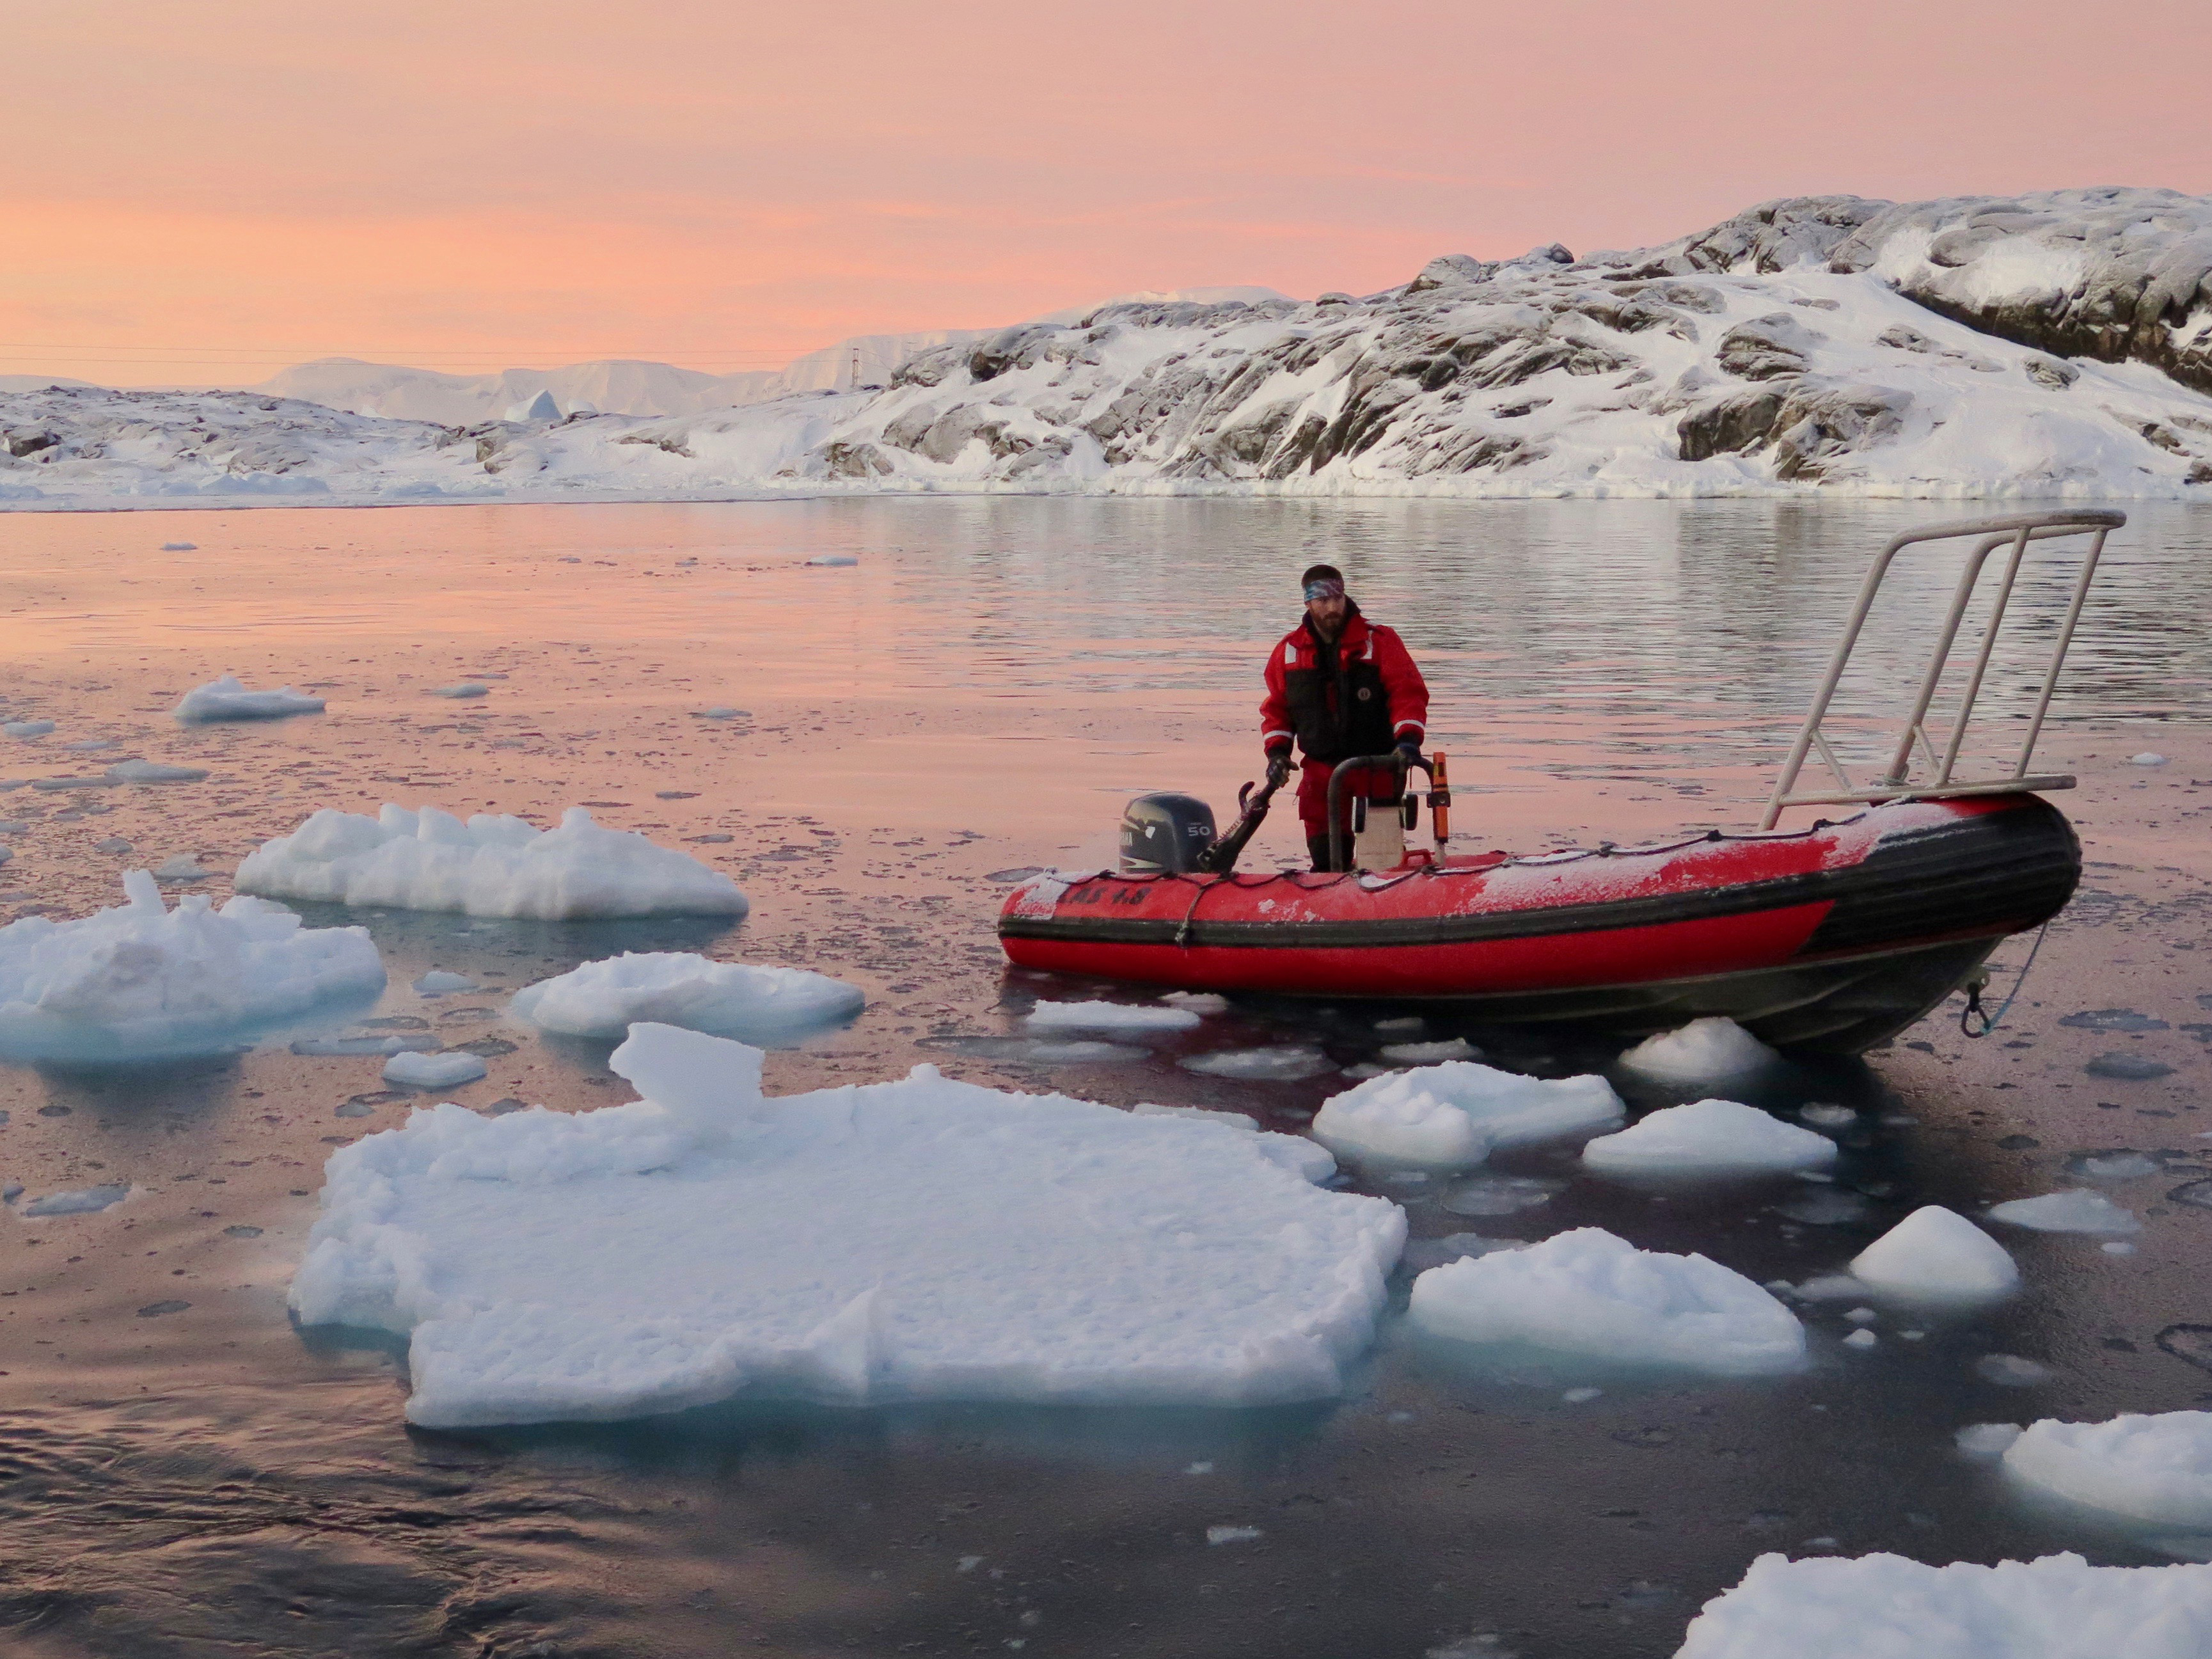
2069,1151 -> 2162,1181
172,676 -> 325,723
428,683 -> 489,700
1373,1016 -> 1425,1033
383,1050 -> 489,1089
3,721 -> 56,738
19,1183 -> 131,1217
1160,991 -> 1228,1014
1315,1060 -> 1623,1171
1987,1190 -> 2142,1235
161,540 -> 197,551
1975,1353 -> 2051,1387
1582,1098 -> 1837,1177
1180,1047 -> 1334,1081
2130,752 -> 2169,766
1898,1330 -> 1924,1340
1407,1227 -> 1806,1374
60,739 -> 115,751
31,777 -> 113,792
1842,1328 -> 1878,1349
1185,1461 -> 1213,1475
2103,1241 -> 2137,1255
1845,1307 -> 1877,1325
1798,1103 -> 1858,1129
510,952 -> 864,1042
692,707 -> 747,719
957,1555 -> 983,1573
1616,1017 -> 1778,1083
1205,1525 -> 1261,1545
153,854 -> 212,881
1379,1038 -> 1481,1064
1024,1039 -> 1142,1064
805,554 -> 860,567
92,837 -> 133,854
107,760 -> 211,783
413,971 -> 477,994
1562,1387 -> 1603,1403
2086,1053 -> 2175,1081
1792,1275 -> 1872,1301
2004,1410 -> 2212,1528
237,805 -> 747,920
1439,1175 -> 1561,1216
1851,1206 -> 2019,1300
1027,1000 -> 1201,1034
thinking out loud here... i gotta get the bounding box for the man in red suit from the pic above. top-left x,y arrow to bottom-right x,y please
1259,563 -> 1430,871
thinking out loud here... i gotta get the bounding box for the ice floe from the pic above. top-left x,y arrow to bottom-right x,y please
106,760 -> 209,783
1675,1552 -> 2212,1658
235,805 -> 748,920
1179,1046 -> 1335,1081
171,675 -> 326,723
383,1050 -> 489,1089
1313,1060 -> 1624,1171
1581,1099 -> 1838,1177
16,1183 -> 132,1218
1850,1205 -> 2019,1299
2005,1411 -> 2212,1529
413,970 -> 476,994
1406,1227 -> 1805,1375
1986,1189 -> 2142,1236
1616,1017 -> 1779,1084
3,721 -> 55,739
510,951 -> 864,1042
1025,1000 -> 1201,1034
288,1023 -> 1404,1426
0,871 -> 384,1064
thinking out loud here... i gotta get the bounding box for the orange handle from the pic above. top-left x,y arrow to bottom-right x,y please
1430,752 -> 1451,845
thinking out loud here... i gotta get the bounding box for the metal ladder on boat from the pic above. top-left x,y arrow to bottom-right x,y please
1760,508 -> 2124,831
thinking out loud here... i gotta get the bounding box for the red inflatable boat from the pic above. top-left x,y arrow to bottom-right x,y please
997,793 -> 2077,1053
997,510 -> 2124,1053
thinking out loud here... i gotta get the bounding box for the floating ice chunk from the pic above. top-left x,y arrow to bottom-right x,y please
1617,1017 -> 1779,1083
59,739 -> 115,751
413,970 -> 476,994
1205,1525 -> 1261,1545
152,854 -> 212,881
1851,1205 -> 2019,1299
172,675 -> 325,723
2131,753 -> 2170,766
18,1183 -> 131,1217
160,540 -> 197,551
383,1050 -> 488,1089
1378,1038 -> 1480,1064
1313,1060 -> 1624,1171
805,553 -> 859,567
1408,1227 -> 1804,1375
1160,991 -> 1228,1014
1977,1353 -> 2051,1387
106,760 -> 210,783
287,1023 -> 1405,1426
1583,1099 -> 1838,1177
693,707 -> 745,719
1439,1174 -> 1561,1216
1987,1189 -> 2142,1235
30,776 -> 111,792
1674,1551 -> 2212,1658
1842,1327 -> 1878,1349
510,951 -> 864,1043
1027,1000 -> 1200,1034
236,805 -> 748,920
427,682 -> 489,700
1958,1422 -> 2025,1459
0,872 -> 384,1064
292,1032 -> 436,1057
2069,1150 -> 2163,1181
1798,1103 -> 1858,1129
2006,1411 -> 2212,1529
2086,1053 -> 2174,1081
1180,1046 -> 1334,1081
3,721 -> 55,739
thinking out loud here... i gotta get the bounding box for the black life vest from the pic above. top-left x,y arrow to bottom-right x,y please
1284,616 -> 1396,764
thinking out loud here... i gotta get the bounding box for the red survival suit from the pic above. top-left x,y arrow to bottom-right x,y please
1259,606 -> 1430,853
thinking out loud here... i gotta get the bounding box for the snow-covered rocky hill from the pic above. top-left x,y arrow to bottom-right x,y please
4,190 -> 2208,505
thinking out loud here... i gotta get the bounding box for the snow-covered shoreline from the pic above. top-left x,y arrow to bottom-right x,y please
6,189 -> 2210,506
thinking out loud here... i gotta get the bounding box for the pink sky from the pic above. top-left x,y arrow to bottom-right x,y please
7,0 -> 2208,385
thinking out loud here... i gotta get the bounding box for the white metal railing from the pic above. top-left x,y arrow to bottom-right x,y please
1759,508 -> 2125,831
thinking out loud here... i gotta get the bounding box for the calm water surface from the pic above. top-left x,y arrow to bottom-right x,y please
1,498 -> 2208,1658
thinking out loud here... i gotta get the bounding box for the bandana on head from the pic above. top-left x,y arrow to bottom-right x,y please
1304,576 -> 1346,603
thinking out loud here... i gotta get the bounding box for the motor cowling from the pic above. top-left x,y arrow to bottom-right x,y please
1119,792 -> 1216,875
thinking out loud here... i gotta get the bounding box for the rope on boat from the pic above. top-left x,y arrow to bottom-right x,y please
1960,920 -> 2050,1039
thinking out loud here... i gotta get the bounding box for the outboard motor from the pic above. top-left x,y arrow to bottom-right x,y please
1119,792 -> 1216,876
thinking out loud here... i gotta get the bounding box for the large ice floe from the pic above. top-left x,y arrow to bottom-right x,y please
1311,1060 -> 1625,1171
0,870 -> 384,1064
235,805 -> 747,920
1849,1205 -> 2019,1299
2003,1411 -> 2212,1530
1675,1551 -> 2212,1658
287,1023 -> 1403,1426
1405,1227 -> 1805,1376
1581,1098 -> 1837,1177
509,951 -> 864,1042
171,674 -> 325,722
5,190 -> 2210,507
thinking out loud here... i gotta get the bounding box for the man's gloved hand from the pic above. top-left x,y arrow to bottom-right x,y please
1394,736 -> 1423,767
1265,746 -> 1292,789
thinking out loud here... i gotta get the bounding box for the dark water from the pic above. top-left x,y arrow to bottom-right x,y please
0,498 -> 2208,1658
